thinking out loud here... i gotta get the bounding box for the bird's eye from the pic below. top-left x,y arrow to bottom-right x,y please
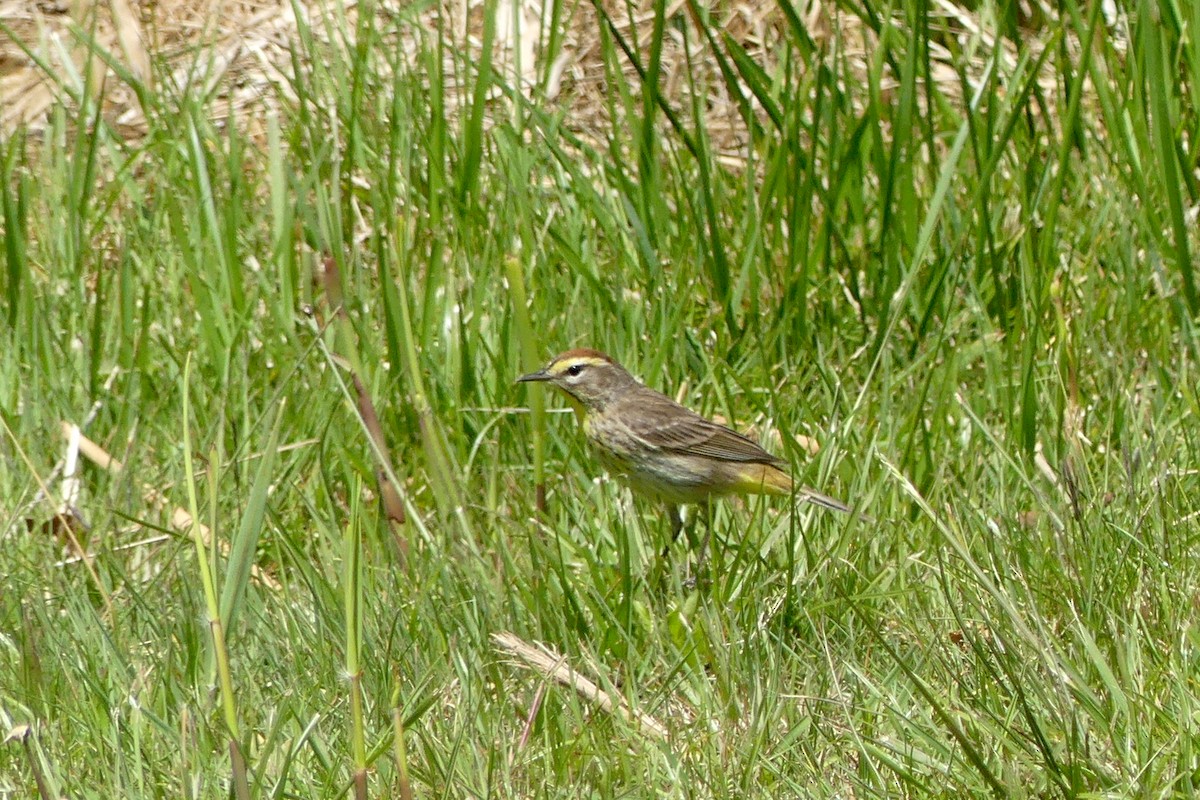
566,364 -> 585,377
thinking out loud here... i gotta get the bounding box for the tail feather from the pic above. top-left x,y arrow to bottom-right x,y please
797,487 -> 852,514
734,464 -> 861,519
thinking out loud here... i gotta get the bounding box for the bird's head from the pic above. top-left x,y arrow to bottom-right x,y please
517,348 -> 637,411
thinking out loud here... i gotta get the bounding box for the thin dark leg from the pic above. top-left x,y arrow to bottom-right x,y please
662,505 -> 684,558
694,501 -> 714,568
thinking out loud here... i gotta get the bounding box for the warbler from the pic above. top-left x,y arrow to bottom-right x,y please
517,348 -> 852,548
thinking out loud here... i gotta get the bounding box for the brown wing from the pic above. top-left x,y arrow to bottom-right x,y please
618,391 -> 785,465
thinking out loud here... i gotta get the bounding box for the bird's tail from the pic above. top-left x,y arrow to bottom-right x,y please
739,464 -> 857,517
738,463 -> 794,495
797,487 -> 852,514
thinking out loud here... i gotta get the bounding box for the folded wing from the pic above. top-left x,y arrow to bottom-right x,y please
622,393 -> 785,465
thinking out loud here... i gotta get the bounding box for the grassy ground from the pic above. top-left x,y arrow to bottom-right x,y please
3,0 -> 1200,796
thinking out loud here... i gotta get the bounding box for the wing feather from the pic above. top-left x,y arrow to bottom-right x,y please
618,392 -> 785,465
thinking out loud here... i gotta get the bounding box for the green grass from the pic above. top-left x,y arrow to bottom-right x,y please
3,0 -> 1200,796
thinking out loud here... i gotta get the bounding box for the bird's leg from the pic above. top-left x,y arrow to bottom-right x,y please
694,500 -> 715,569
661,504 -> 685,559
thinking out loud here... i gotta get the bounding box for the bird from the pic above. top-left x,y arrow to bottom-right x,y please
517,348 -> 852,557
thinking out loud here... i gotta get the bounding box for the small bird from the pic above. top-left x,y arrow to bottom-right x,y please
517,348 -> 852,553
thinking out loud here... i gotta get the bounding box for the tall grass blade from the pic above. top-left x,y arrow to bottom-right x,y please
1141,0 -> 1196,313
218,399 -> 286,632
180,356 -> 248,800
506,257 -> 546,511
1,141 -> 28,330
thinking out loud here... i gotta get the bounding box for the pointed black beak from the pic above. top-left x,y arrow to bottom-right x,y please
516,369 -> 551,384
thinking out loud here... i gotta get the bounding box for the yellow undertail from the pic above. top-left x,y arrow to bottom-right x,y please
733,463 -> 853,514
732,463 -> 792,495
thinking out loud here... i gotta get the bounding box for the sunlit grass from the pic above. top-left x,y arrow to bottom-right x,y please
2,0 -> 1199,796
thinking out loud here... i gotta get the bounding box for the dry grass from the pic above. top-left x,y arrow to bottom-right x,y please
0,0 -> 1074,154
